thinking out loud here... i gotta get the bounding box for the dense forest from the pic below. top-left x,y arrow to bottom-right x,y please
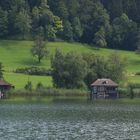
0,0 -> 140,51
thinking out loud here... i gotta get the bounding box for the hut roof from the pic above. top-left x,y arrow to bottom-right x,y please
0,80 -> 12,86
91,79 -> 118,87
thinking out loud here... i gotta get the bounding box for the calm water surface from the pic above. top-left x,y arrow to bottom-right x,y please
0,100 -> 140,140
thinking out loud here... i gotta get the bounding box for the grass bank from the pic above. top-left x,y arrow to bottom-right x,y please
0,40 -> 140,89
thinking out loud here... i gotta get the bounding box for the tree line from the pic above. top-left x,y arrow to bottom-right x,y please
0,0 -> 140,51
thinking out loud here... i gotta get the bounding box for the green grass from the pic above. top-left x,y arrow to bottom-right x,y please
0,40 -> 140,89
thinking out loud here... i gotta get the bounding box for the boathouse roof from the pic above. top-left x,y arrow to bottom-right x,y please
0,80 -> 12,86
91,79 -> 118,87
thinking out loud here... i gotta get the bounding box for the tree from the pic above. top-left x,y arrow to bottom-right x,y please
32,0 -> 63,40
107,52 -> 127,82
83,54 -> 98,89
15,9 -> 31,39
51,50 -> 87,89
62,20 -> 73,41
46,16 -> 63,41
72,17 -> 83,41
0,62 -> 3,79
111,13 -> 138,50
49,0 -> 69,20
100,0 -> 123,20
32,6 -> 40,37
83,52 -> 126,88
31,36 -> 48,63
0,7 -> 8,37
94,27 -> 107,48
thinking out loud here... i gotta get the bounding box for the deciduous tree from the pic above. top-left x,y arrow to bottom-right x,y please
51,50 -> 87,89
31,36 -> 48,63
0,7 -> 8,37
15,9 -> 31,39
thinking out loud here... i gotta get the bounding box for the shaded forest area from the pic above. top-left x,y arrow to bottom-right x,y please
0,0 -> 140,51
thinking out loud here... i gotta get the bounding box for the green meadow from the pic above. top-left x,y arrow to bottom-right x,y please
0,40 -> 140,89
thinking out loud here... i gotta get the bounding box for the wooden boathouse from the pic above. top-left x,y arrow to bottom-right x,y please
90,79 -> 118,99
0,80 -> 14,99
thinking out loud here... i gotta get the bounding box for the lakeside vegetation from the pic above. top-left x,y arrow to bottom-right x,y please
1,95 -> 140,105
0,1 -> 139,99
0,40 -> 140,89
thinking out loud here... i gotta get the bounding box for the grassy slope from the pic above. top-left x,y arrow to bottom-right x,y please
0,40 -> 140,89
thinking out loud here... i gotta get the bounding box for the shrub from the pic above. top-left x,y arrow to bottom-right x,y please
24,81 -> 32,91
118,88 -> 129,98
15,67 -> 52,76
51,50 -> 87,89
127,83 -> 140,98
36,82 -> 44,91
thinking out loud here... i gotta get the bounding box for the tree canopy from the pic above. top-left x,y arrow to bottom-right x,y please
0,0 -> 140,50
51,51 -> 126,89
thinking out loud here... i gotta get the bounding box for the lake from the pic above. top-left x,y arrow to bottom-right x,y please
0,99 -> 140,140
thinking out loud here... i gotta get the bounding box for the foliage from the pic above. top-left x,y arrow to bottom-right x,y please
0,0 -> 140,51
107,52 -> 127,82
72,17 -> 83,41
62,20 -> 73,41
127,83 -> 140,99
79,0 -> 111,44
0,40 -> 140,89
0,7 -> 8,37
36,82 -> 44,91
83,52 -> 126,88
118,88 -> 129,98
15,67 -> 52,76
51,50 -> 87,89
15,9 -> 31,39
31,36 -> 48,63
94,27 -> 107,48
24,81 -> 32,91
111,13 -> 138,50
52,50 -> 127,89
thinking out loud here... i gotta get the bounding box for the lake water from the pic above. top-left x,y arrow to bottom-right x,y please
0,99 -> 140,140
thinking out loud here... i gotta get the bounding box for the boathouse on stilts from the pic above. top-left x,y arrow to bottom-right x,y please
90,79 -> 118,100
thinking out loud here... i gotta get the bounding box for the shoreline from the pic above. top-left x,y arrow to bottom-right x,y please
0,96 -> 140,105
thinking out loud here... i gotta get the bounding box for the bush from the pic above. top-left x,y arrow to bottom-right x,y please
51,50 -> 87,89
127,83 -> 140,98
118,88 -> 129,98
15,67 -> 52,76
36,82 -> 44,91
24,81 -> 32,91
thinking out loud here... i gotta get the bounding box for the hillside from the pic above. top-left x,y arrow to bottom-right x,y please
0,40 -> 140,89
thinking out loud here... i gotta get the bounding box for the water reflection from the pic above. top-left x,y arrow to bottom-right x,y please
0,101 -> 140,139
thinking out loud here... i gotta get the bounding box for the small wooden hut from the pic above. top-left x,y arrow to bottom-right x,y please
0,80 -> 14,99
91,79 -> 118,99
